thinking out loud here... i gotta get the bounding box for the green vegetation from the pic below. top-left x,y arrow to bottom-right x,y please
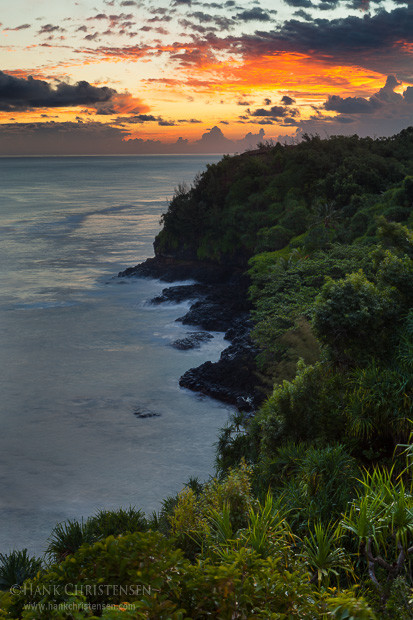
0,550 -> 42,590
155,130 -> 413,265
0,459 -> 410,617
2,130 -> 413,617
45,508 -> 148,563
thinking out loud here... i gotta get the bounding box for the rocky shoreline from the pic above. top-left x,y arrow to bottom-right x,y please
118,256 -> 265,412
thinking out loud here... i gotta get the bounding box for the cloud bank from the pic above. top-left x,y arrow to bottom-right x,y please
0,72 -> 117,112
0,123 -> 266,156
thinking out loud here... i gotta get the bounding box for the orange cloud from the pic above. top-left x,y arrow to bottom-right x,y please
94,92 -> 150,115
175,51 -> 388,99
77,39 -> 389,106
79,43 -> 154,62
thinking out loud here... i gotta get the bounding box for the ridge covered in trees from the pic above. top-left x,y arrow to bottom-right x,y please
1,130 -> 413,618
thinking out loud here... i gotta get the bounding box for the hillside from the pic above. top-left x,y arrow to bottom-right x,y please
1,130 -> 412,618
155,129 -> 413,267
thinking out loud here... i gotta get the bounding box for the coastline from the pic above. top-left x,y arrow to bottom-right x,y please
0,154 -> 232,555
118,255 -> 265,412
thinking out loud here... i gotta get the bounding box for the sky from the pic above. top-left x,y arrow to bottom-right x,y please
1,0 -> 413,154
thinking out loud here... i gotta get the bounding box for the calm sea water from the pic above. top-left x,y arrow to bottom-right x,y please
0,155 -> 233,555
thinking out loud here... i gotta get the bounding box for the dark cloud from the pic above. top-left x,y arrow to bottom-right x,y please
293,10 -> 312,20
264,98 -> 271,105
147,15 -> 172,22
177,118 -> 202,122
195,125 -> 231,145
0,72 -> 117,112
346,0 -> 372,10
283,117 -> 300,125
238,6 -> 413,80
4,24 -> 31,31
281,95 -> 295,105
150,8 -> 170,15
179,20 -> 219,34
324,94 -> 383,113
186,12 -> 234,29
113,114 -> 200,126
87,14 -> 109,21
295,75 -> 413,138
375,74 -> 403,103
153,27 -> 169,35
113,114 -> 158,123
236,7 -> 273,22
82,12 -> 138,38
133,114 -> 156,121
188,11 -> 219,22
193,125 -> 266,152
404,87 -> 413,103
109,13 -> 134,23
254,119 -> 276,125
318,1 -> 341,9
201,2 -> 225,7
335,115 -> 357,123
249,105 -> 298,118
87,13 -> 134,26
38,24 -> 65,35
170,47 -> 218,67
284,0 -> 313,7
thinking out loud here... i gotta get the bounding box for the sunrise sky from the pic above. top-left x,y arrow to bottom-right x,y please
1,0 -> 413,153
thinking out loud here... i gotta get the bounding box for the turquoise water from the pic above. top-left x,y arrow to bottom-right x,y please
0,155 -> 233,554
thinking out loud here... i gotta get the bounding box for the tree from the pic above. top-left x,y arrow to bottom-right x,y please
312,271 -> 398,364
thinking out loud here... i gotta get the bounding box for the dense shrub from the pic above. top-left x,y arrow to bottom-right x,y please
46,508 -> 147,563
252,362 -> 346,450
10,532 -> 189,618
256,224 -> 292,251
312,271 -> 398,363
279,204 -> 309,235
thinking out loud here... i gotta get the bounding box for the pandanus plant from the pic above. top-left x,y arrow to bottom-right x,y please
243,491 -> 291,557
299,521 -> 354,588
0,549 -> 42,589
203,491 -> 292,561
341,465 -> 413,592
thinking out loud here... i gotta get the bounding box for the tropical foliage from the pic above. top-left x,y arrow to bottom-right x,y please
2,130 -> 413,617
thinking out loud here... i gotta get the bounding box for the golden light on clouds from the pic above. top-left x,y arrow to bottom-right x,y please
1,1 -> 413,152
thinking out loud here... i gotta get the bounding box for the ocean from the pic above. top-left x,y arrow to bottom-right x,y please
0,154 -> 234,555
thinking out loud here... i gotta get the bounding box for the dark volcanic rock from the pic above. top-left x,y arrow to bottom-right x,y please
151,284 -> 209,305
176,301 -> 244,332
171,332 -> 213,350
119,255 -> 236,284
119,254 -> 264,412
179,317 -> 263,412
134,407 -> 161,419
173,273 -> 251,332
